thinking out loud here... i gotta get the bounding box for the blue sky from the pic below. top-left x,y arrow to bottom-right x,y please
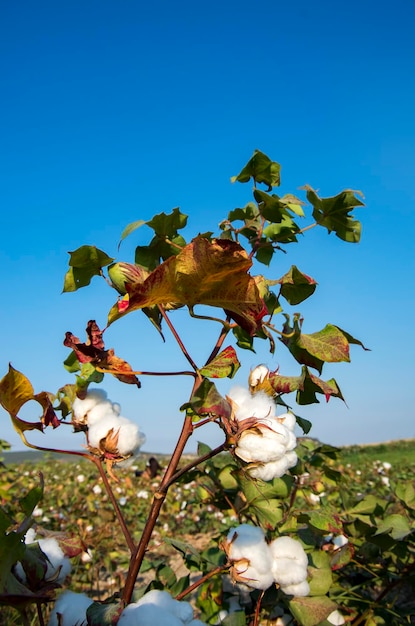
1,0 -> 414,454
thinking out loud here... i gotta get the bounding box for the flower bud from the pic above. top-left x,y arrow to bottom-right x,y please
108,262 -> 148,295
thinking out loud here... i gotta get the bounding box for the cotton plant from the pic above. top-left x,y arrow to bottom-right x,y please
0,150 -> 369,625
226,370 -> 298,482
224,524 -> 309,597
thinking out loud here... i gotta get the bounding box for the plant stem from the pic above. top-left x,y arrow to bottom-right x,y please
158,305 -> 199,372
205,317 -> 232,364
175,565 -> 228,600
122,411 -> 196,605
165,443 -> 226,489
90,456 -> 135,554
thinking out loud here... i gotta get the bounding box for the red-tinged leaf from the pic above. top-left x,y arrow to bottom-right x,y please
108,237 -> 267,336
34,392 -> 60,429
64,322 -> 141,387
200,347 -> 241,379
296,368 -> 344,405
298,324 -> 350,364
181,379 -> 232,420
330,543 -> 354,570
86,320 -> 105,350
55,535 -> 87,559
268,370 -> 305,395
277,265 -> 317,305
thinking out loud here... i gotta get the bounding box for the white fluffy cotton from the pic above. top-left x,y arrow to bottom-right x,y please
118,590 -> 206,626
73,389 -> 146,458
47,590 -> 93,626
227,387 -> 298,481
226,525 -> 310,597
15,535 -> 72,586
269,536 -> 309,596
226,524 -> 274,590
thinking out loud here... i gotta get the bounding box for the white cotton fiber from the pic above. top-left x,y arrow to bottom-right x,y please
72,389 -> 108,420
236,429 -> 287,464
47,590 -> 93,626
269,536 -> 308,568
228,387 -> 276,422
277,412 -> 296,431
116,418 -> 146,456
86,401 -> 119,426
227,524 -> 274,590
38,537 -> 71,583
118,603 -> 183,626
248,457 -> 291,482
279,580 -> 310,597
87,414 -> 121,449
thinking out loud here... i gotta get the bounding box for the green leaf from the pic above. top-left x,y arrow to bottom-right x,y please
63,350 -> 80,374
308,550 -> 333,596
305,186 -> 364,243
181,379 -> 232,420
221,612 -> 247,626
374,514 -> 412,540
63,246 -> 114,292
263,216 -> 299,243
20,477 -> 44,517
118,219 -> 147,248
278,266 -> 317,305
146,207 -> 188,237
87,599 -> 124,626
395,482 -> 415,510
305,511 -> 343,534
289,595 -> 338,626
163,537 -> 204,570
350,495 -> 383,515
231,149 -> 281,189
199,347 -> 241,379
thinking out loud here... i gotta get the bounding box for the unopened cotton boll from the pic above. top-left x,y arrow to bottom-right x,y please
47,590 -> 93,626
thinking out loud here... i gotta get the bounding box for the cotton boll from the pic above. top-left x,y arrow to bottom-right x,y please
284,450 -> 298,470
277,412 -> 296,431
25,528 -> 37,544
249,364 -> 270,389
116,418 -> 146,456
248,456 -> 292,482
112,402 -> 121,416
279,580 -> 310,597
269,536 -> 308,569
87,414 -> 121,449
272,560 -> 308,586
118,603 -> 183,626
72,389 -> 108,421
47,590 -> 93,626
135,589 -> 194,623
228,388 -> 276,422
236,429 -> 287,464
86,401 -> 118,426
226,524 -> 274,590
38,537 -> 71,583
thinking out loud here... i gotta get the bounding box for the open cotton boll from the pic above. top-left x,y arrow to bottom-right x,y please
327,609 -> 346,625
116,418 -> 146,456
38,537 -> 71,583
72,389 -> 108,420
279,580 -> 310,597
134,589 -> 194,624
228,387 -> 276,422
47,590 -> 93,626
247,457 -> 290,482
118,603 -> 183,626
272,559 -> 308,586
269,536 -> 308,569
86,401 -> 119,426
236,428 -> 287,464
226,524 -> 274,590
277,412 -> 296,432
87,414 -> 122,449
